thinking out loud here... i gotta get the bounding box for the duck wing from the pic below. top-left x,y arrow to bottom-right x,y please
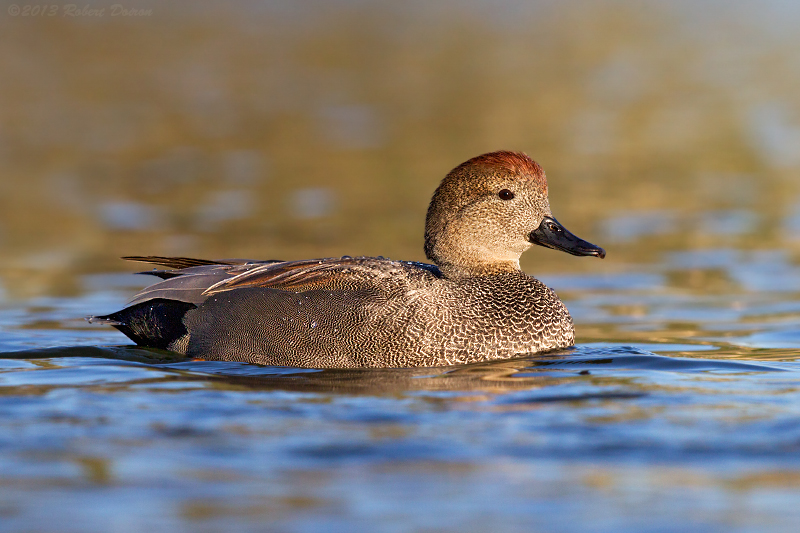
123,256 -> 441,307
203,256 -> 442,295
124,256 -> 281,306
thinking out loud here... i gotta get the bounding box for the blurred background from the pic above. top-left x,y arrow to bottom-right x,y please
1,0 -> 800,299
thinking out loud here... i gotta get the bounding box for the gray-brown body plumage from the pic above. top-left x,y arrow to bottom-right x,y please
92,151 -> 605,368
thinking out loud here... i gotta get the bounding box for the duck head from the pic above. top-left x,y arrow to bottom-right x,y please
424,151 -> 605,278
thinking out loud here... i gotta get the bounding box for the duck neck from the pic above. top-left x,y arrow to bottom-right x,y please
438,259 -> 522,280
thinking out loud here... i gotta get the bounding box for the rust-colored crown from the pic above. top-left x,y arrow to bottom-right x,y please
458,150 -> 545,180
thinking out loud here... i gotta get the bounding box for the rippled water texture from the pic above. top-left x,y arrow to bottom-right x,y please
3,1 -> 800,531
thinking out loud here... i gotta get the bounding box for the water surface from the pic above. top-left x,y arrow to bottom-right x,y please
4,254 -> 800,532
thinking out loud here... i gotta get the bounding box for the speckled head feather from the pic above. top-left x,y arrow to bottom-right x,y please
428,151 -> 547,202
424,150 -> 553,277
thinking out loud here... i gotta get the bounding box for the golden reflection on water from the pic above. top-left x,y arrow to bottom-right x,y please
2,1 -> 800,304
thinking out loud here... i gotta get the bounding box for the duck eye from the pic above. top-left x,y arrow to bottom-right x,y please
498,189 -> 515,200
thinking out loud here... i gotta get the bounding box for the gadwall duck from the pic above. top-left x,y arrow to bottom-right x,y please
91,151 -> 605,368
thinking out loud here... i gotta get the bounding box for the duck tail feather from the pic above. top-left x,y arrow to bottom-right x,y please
122,256 -> 235,270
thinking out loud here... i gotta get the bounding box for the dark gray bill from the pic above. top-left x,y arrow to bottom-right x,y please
528,217 -> 606,258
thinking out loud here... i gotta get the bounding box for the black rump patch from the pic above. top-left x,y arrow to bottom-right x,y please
96,299 -> 197,350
